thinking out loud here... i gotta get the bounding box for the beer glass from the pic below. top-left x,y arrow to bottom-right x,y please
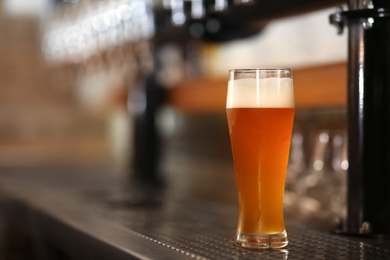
226,68 -> 295,249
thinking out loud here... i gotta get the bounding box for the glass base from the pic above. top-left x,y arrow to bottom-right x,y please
236,230 -> 288,249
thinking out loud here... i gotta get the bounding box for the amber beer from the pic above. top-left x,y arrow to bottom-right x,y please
226,69 -> 295,249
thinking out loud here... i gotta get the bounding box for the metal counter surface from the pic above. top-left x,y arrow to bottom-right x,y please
0,166 -> 389,260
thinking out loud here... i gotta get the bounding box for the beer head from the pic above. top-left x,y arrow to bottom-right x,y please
227,69 -> 294,109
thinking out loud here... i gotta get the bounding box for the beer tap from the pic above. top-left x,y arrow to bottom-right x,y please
214,0 -> 228,12
191,0 -> 205,19
170,0 -> 186,26
330,0 -> 390,237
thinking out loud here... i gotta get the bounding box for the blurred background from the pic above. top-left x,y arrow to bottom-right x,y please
0,0 -> 349,236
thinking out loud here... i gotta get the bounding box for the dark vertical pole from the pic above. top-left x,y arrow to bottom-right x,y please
345,0 -> 365,235
132,73 -> 163,185
129,41 -> 164,186
345,0 -> 390,236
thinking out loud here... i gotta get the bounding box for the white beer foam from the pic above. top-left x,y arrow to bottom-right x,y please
226,78 -> 295,108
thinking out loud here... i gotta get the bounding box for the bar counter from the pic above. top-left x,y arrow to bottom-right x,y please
0,166 -> 389,260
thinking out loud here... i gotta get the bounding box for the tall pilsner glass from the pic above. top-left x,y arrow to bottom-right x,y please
226,69 -> 295,249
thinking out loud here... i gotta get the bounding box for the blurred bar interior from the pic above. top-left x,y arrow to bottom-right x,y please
2,0 -> 390,258
0,0 -> 349,225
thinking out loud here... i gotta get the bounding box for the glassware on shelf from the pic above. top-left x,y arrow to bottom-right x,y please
293,128 -> 348,229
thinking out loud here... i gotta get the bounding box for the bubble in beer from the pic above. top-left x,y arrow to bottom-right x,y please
226,78 -> 295,108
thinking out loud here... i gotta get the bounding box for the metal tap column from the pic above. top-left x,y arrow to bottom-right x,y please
337,0 -> 390,236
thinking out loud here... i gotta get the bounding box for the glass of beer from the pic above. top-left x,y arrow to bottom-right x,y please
226,68 -> 295,249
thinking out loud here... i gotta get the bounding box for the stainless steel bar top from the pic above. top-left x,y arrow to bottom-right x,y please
0,166 -> 389,260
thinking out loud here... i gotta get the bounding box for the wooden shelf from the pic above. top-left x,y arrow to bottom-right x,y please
169,62 -> 347,112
